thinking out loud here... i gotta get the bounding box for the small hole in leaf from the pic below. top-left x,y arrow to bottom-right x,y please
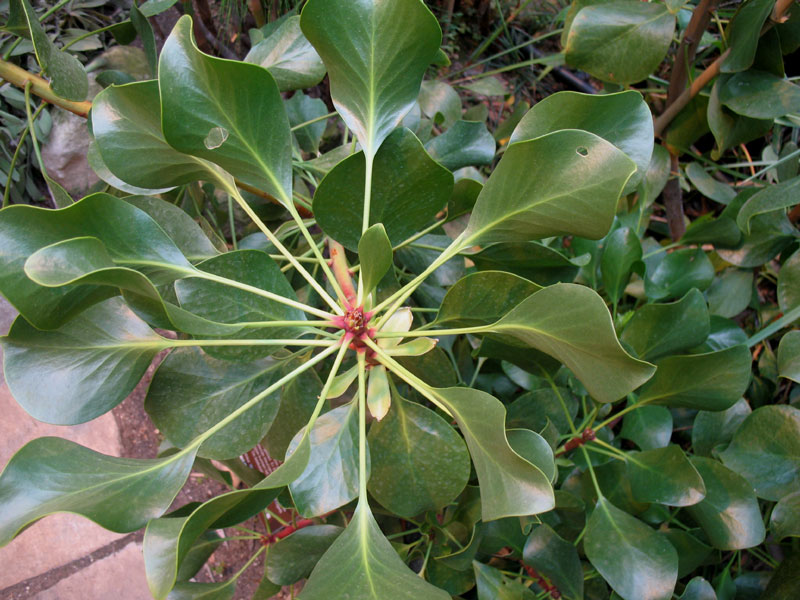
204,126 -> 229,150
576,146 -> 589,157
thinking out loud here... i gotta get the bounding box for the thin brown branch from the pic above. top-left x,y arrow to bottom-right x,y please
666,0 -> 721,103
662,153 -> 686,240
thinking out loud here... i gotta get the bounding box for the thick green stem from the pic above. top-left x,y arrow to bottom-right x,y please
357,352 -> 369,502
167,338 -> 337,349
290,111 -> 337,132
747,304 -> 800,346
362,153 -> 374,235
374,325 -> 487,338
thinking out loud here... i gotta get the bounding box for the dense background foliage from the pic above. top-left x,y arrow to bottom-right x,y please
1,1 -> 800,599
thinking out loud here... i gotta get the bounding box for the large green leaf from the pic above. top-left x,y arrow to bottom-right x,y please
427,387 -> 554,520
644,248 -> 715,301
691,398 -> 752,457
484,284 -> 655,403
684,162 -> 737,205
419,81 -> 462,129
0,437 -> 195,546
565,1 -> 675,85
0,193 -> 193,330
435,271 -> 540,328
285,93 -> 329,154
244,16 -> 325,92
778,250 -> 800,313
3,298 -> 167,425
719,70 -> 800,119
288,403 -> 362,517
620,290 -> 710,361
300,502 -> 450,600
707,77 -> 772,159
8,0 -> 88,101
510,90 -> 653,189
637,346 -> 751,411
463,130 -> 636,245
620,405 -> 672,450
584,497 -> 678,600
680,578 -> 717,600
737,175 -> 800,235
266,525 -> 343,585
770,491 -> 800,540
300,0 -> 441,157
145,348 -> 285,459
627,445 -> 706,507
719,405 -> 800,501
469,241 -> 588,286
368,396 -> 470,518
159,16 -> 292,202
778,330 -> 800,383
523,524 -> 583,600
92,80 -> 213,190
425,120 -> 496,171
687,458 -> 766,550
313,127 -> 452,250
719,0 -> 774,73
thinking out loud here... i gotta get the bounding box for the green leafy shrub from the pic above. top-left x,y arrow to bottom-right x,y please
1,1 -> 800,599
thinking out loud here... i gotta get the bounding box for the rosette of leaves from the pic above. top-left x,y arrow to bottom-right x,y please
1,1 -> 800,599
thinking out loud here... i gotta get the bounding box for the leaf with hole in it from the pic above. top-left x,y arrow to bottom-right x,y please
585,497 -> 678,600
159,16 -> 292,203
7,0 -> 88,101
627,445 -> 706,507
2,298 -> 167,425
313,128 -> 452,251
523,524 -> 583,600
638,346 -> 751,411
565,1 -> 675,85
463,130 -> 636,245
485,284 -> 655,403
719,405 -> 800,501
92,80 -> 213,190
425,120 -> 495,171
620,289 -> 710,361
435,271 -> 541,328
288,403 -> 363,517
511,90 -> 653,190
686,457 -> 765,550
359,224 -> 393,298
300,0 -> 441,158
300,502 -> 450,600
368,396 -> 470,518
144,348 -> 286,460
244,16 -> 325,92
428,387 -> 554,521
0,193 -> 194,330
0,437 -> 196,547
266,525 -> 344,585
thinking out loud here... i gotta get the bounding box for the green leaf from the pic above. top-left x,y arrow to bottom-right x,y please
92,80 -> 213,190
510,90 -> 654,189
620,405 -> 673,450
367,366 -> 391,421
473,561 -> 529,600
686,457 -> 766,550
145,348 -> 285,459
8,0 -> 88,101
160,16 -> 292,203
661,529 -> 713,578
461,77 -> 507,97
506,429 -> 556,484
707,78 -> 772,159
719,70 -> 800,119
637,346 -> 752,411
425,120 -> 495,171
485,284 -> 655,403
737,175 -> 800,235
264,368 -> 322,459
523,524 -> 583,600
565,1 -> 675,85
681,577 -> 717,600
359,224 -> 393,298
266,525 -> 343,585
286,93 -> 328,154
720,0 -> 774,73
771,491 -> 800,539
3,298 -> 166,425
288,403 -> 362,517
759,551 -> 800,599
469,241 -> 588,286
0,437 -> 195,546
601,227 -> 643,305
691,315 -> 748,353
584,497 -> 678,600
419,80 -> 462,129
436,271 -> 541,328
778,250 -> 800,312
0,193 -> 193,330
368,396 -> 470,518
644,248 -> 715,301
244,16 -> 325,92
430,387 -> 554,520
313,128 -> 452,250
300,502 -> 450,600
691,398 -> 752,457
778,330 -> 800,383
719,405 -> 800,501
300,0 -> 441,157
706,269 -> 753,318
640,145 -> 671,208
627,445 -> 706,507
684,162 -> 737,205
464,130 -> 636,245
174,250 -> 305,360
